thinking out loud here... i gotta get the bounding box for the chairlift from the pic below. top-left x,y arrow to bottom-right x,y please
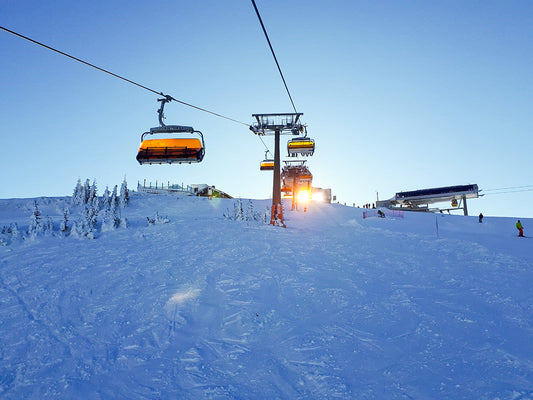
259,150 -> 275,171
136,97 -> 205,165
281,186 -> 292,198
287,137 -> 315,157
299,171 -> 313,182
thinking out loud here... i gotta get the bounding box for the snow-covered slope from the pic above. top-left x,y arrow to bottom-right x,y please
0,193 -> 532,399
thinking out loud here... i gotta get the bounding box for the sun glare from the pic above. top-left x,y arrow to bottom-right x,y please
298,190 -> 311,202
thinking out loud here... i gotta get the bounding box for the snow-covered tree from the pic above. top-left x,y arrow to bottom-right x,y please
231,199 -> 245,221
69,220 -> 84,239
119,178 -> 129,208
43,216 -> 54,236
246,200 -> 262,222
89,179 -> 98,209
1,223 -> 20,243
263,207 -> 270,224
115,179 -> 128,228
100,208 -> 114,232
60,208 -> 70,233
71,179 -> 84,206
101,194 -> 120,232
28,200 -> 43,236
9,223 -> 19,239
102,186 -> 111,208
110,185 -> 118,209
119,178 -> 130,208
83,193 -> 99,239
83,179 -> 91,204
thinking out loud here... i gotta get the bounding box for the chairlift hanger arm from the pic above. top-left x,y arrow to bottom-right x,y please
157,96 -> 173,127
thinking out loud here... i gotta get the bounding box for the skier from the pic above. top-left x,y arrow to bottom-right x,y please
516,220 -> 524,237
479,213 -> 484,223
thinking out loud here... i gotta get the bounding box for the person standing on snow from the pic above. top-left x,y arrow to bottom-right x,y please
479,213 -> 484,223
516,220 -> 524,237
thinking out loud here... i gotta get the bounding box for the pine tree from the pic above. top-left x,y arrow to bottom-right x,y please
72,179 -> 84,206
83,179 -> 91,204
101,192 -> 120,232
232,201 -> 239,221
28,200 -> 43,236
263,207 -> 270,224
119,178 -> 129,208
60,208 -> 70,233
102,186 -> 111,208
110,185 -> 118,207
83,193 -> 99,239
69,220 -> 83,238
43,216 -> 54,236
238,199 -> 245,221
10,223 -> 19,239
89,179 -> 99,210
110,185 -> 120,222
101,206 -> 113,232
118,215 -> 127,229
247,200 -> 256,221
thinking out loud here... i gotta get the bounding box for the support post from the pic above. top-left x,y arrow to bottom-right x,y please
292,175 -> 297,210
271,128 -> 285,227
463,195 -> 468,216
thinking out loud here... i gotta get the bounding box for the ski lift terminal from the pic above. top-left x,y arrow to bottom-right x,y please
376,184 -> 480,215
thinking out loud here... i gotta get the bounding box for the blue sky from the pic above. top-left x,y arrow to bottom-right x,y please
1,0 -> 532,218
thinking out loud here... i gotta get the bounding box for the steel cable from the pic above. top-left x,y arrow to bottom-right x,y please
0,25 -> 250,127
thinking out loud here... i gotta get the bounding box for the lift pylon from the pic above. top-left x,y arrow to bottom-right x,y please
250,113 -> 304,227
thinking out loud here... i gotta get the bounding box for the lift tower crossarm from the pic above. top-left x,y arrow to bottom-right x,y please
251,113 -> 304,135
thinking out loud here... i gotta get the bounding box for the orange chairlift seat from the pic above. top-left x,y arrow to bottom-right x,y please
299,171 -> 313,182
287,137 -> 315,157
137,130 -> 205,165
137,97 -> 205,165
260,159 -> 275,170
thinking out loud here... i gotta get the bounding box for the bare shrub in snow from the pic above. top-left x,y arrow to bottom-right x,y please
224,199 -> 267,223
147,212 -> 169,226
1,223 -> 20,245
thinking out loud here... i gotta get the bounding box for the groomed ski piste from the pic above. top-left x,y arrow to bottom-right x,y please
0,192 -> 532,399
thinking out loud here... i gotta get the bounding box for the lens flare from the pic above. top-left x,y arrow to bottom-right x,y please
298,190 -> 311,202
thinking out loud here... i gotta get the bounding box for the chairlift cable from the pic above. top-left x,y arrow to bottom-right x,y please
482,188 -> 533,196
250,0 -> 298,114
0,25 -> 249,127
482,184 -> 533,192
258,135 -> 272,155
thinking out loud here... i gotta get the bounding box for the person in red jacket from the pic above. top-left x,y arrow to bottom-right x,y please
516,220 -> 524,237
